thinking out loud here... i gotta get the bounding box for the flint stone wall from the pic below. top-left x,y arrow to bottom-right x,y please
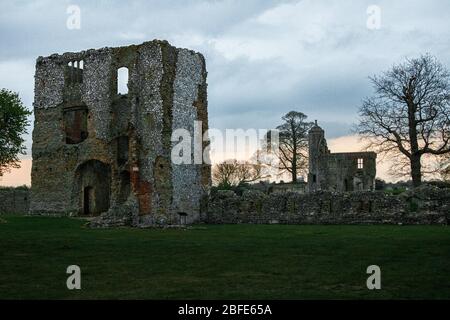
1,185 -> 448,225
30,40 -> 210,227
0,188 -> 30,214
203,186 -> 450,225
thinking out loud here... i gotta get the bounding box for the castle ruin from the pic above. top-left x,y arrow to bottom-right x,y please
30,40 -> 210,226
308,121 -> 376,192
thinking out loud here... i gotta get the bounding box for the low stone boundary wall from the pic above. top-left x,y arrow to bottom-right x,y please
0,187 -> 30,214
202,186 -> 450,225
1,184 -> 448,225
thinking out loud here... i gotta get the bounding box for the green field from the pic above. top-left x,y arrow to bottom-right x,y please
0,215 -> 449,299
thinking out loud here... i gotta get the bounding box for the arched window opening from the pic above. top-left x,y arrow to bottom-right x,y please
67,60 -> 84,84
117,67 -> 129,95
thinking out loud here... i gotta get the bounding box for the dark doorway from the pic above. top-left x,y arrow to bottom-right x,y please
344,179 -> 350,192
178,212 -> 188,225
118,170 -> 131,204
117,136 -> 129,166
83,186 -> 93,215
75,160 -> 111,216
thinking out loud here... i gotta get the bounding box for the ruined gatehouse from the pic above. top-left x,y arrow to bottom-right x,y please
308,121 -> 376,192
30,40 -> 210,226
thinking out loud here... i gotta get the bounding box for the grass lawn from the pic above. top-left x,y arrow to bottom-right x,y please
0,215 -> 449,299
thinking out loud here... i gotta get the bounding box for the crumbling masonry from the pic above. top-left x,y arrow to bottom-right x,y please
30,40 -> 210,226
308,121 -> 376,192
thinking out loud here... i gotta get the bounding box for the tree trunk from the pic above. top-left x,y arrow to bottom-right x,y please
292,148 -> 297,183
291,158 -> 297,183
410,153 -> 422,188
406,98 -> 422,187
291,121 -> 298,183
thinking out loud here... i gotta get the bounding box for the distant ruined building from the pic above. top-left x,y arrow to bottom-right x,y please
30,40 -> 210,226
307,121 -> 376,192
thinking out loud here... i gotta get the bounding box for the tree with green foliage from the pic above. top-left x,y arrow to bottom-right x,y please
0,89 -> 31,176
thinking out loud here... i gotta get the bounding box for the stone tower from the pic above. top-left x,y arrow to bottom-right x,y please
307,120 -> 329,191
30,40 -> 211,226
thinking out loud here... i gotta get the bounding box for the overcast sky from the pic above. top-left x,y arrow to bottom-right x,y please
1,0 -> 450,184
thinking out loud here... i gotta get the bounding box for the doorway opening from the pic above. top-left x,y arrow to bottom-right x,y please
75,160 -> 111,216
178,212 -> 187,225
83,186 -> 94,215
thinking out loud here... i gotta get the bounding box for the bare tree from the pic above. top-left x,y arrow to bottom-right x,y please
274,111 -> 314,183
212,161 -> 235,188
356,54 -> 450,187
212,159 -> 269,188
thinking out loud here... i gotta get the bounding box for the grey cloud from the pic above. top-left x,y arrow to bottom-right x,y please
1,0 -> 450,159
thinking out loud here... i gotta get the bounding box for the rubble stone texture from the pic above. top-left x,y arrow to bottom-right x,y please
308,121 -> 376,192
30,40 -> 211,227
7,185 -> 449,225
204,186 -> 450,225
0,188 -> 30,214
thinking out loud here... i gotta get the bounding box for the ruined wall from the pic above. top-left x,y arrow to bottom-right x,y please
307,122 -> 376,192
203,186 -> 449,225
326,152 -> 376,192
0,188 -> 30,214
31,47 -> 113,215
171,49 -> 210,224
31,40 -> 210,226
5,183 -> 449,225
